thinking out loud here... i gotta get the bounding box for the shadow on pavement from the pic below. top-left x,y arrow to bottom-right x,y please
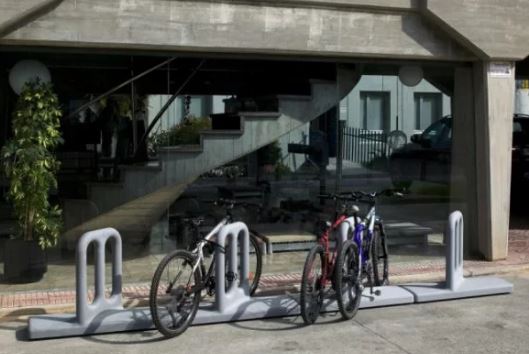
81,329 -> 165,345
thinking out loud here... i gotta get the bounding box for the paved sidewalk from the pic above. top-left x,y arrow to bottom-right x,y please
0,270 -> 527,354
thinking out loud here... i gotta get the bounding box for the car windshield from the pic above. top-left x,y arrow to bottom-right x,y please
421,118 -> 451,147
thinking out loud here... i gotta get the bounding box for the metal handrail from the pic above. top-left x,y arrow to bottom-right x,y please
134,59 -> 206,158
66,57 -> 177,120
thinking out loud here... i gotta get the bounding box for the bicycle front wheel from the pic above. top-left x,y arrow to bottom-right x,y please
300,244 -> 325,325
335,240 -> 362,320
371,225 -> 389,286
150,250 -> 201,338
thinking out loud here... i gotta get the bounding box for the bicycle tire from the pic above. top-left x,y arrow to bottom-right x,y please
149,250 -> 201,338
300,244 -> 325,325
335,240 -> 362,320
371,226 -> 389,286
249,233 -> 263,295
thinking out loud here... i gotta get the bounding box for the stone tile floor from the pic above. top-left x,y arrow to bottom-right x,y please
0,227 -> 528,313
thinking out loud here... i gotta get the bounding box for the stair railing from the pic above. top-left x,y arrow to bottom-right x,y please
134,59 -> 206,159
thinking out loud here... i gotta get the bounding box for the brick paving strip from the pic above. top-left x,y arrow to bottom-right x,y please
1,230 -> 528,312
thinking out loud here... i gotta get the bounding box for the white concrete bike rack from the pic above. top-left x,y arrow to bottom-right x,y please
26,212 -> 512,339
28,228 -> 152,339
402,211 -> 513,302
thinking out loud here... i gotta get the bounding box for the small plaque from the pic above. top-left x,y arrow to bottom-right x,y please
489,62 -> 513,77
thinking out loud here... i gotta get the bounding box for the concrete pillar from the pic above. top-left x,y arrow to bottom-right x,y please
473,61 -> 515,260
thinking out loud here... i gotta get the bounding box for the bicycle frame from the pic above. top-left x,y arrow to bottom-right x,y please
353,204 -> 377,271
190,216 -> 230,280
319,213 -> 349,287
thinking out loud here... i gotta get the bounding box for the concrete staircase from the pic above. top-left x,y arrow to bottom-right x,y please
88,66 -> 359,214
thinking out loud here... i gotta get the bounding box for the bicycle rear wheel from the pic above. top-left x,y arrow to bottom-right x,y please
335,240 -> 362,320
249,233 -> 263,295
150,250 -> 201,338
300,244 -> 325,325
371,226 -> 389,286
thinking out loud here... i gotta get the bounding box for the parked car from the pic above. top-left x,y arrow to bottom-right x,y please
388,114 -> 529,189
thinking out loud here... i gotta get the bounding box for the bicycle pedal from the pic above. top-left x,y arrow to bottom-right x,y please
374,290 -> 381,296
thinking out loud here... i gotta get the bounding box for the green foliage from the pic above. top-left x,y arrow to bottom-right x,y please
148,116 -> 211,154
274,162 -> 291,179
1,81 -> 63,249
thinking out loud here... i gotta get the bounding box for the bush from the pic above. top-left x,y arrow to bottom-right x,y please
148,116 -> 211,154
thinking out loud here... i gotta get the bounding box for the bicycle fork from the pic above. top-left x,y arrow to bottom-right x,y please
355,225 -> 381,298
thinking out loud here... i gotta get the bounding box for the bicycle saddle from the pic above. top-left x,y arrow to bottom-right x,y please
349,204 -> 360,213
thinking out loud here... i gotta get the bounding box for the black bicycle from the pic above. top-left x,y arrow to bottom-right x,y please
149,199 -> 263,338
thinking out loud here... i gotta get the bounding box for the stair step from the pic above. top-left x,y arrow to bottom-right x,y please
88,181 -> 124,188
120,163 -> 162,172
200,129 -> 243,136
158,145 -> 202,153
239,111 -> 282,119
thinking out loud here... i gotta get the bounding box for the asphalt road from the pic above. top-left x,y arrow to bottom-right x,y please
1,270 -> 528,354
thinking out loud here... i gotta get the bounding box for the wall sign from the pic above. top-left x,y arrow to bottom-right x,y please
489,62 -> 513,77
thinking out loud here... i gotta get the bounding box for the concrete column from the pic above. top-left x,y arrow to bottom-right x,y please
473,61 -> 515,260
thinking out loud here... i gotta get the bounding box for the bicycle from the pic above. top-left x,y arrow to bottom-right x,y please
149,199 -> 263,338
299,193 -> 358,325
334,189 -> 401,320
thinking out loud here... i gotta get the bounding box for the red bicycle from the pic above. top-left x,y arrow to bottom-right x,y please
300,193 -> 359,324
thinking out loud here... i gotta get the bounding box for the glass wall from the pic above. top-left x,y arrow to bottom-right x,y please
0,58 -> 472,311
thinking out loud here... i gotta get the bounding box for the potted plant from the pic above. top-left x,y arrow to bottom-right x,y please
274,162 -> 291,180
1,80 -> 63,283
257,141 -> 282,176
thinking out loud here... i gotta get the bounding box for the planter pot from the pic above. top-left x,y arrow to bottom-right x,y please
3,239 -> 47,283
260,164 -> 276,175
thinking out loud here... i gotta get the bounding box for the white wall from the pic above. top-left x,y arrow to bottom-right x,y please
340,75 -> 451,139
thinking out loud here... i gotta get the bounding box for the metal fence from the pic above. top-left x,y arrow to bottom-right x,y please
343,127 -> 388,165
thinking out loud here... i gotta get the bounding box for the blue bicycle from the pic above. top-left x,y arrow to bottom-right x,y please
334,189 -> 401,319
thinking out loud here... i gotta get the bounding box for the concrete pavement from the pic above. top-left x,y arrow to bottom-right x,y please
1,270 -> 528,354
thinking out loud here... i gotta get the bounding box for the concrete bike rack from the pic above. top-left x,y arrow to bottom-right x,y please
27,212 -> 512,339
28,228 -> 152,339
402,211 -> 513,302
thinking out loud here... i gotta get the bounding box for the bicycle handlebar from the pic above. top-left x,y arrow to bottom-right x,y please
349,189 -> 404,199
317,194 -> 358,202
205,198 -> 262,210
318,189 -> 404,202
